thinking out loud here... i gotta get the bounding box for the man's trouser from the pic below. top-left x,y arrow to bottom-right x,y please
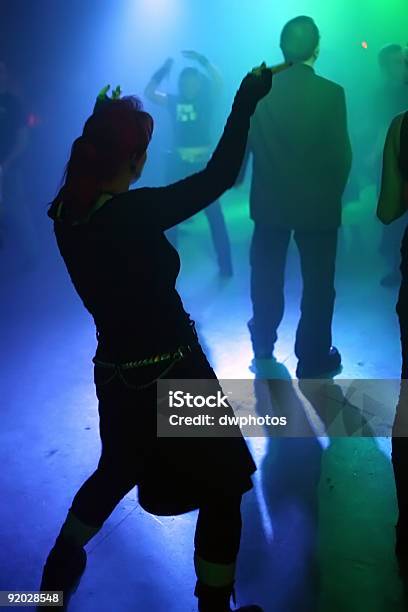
249,224 -> 338,364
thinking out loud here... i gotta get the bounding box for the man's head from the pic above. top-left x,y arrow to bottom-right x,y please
0,60 -> 8,92
378,44 -> 407,84
280,16 -> 320,64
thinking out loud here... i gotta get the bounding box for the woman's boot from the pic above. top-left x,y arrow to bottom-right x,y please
38,534 -> 87,611
38,510 -> 100,610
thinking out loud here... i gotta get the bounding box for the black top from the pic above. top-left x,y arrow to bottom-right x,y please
48,73 -> 271,362
167,91 -> 214,149
0,92 -> 24,163
249,64 -> 352,231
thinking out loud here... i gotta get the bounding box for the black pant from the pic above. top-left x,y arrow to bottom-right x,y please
250,224 -> 338,362
70,349 -> 243,565
379,214 -> 408,274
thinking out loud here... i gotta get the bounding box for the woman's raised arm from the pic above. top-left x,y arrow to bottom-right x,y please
132,64 -> 287,231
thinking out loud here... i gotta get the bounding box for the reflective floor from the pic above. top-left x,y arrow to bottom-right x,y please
0,185 -> 405,611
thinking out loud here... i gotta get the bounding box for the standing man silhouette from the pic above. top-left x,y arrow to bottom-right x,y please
246,16 -> 352,378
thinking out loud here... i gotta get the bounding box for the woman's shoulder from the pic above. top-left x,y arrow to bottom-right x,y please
105,188 -> 152,214
48,188 -> 158,232
93,188 -> 158,230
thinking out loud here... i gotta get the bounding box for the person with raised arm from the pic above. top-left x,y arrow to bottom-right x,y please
38,62 -> 288,612
145,51 -> 233,276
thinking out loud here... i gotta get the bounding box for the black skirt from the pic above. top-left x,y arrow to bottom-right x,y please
94,343 -> 256,516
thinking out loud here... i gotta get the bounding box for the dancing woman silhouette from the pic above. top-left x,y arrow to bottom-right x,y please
38,63 -> 287,611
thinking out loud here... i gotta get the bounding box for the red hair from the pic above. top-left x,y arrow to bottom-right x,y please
60,96 -> 153,219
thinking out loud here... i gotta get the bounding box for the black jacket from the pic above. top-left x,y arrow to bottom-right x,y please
249,63 -> 352,231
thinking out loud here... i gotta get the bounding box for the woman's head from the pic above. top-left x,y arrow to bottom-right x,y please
61,95 -> 153,219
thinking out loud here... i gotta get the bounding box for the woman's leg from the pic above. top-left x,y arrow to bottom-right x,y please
68,444 -> 139,532
39,460 -> 137,610
39,379 -> 140,607
158,349 -> 258,609
50,457 -> 138,554
194,495 -> 243,611
63,378 -> 141,539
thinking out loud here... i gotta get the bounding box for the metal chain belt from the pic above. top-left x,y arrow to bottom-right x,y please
92,345 -> 193,390
93,344 -> 193,370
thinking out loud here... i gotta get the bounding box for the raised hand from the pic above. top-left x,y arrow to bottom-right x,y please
111,85 -> 122,99
182,50 -> 207,64
96,84 -> 111,101
234,61 -> 291,114
94,84 -> 123,113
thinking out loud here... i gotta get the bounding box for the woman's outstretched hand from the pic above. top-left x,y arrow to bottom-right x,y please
236,61 -> 291,113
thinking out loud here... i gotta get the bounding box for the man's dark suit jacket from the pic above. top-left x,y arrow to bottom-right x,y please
248,63 -> 352,231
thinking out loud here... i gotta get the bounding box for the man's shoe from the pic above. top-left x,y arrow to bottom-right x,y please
296,346 -> 342,379
249,357 -> 293,381
38,537 -> 87,611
